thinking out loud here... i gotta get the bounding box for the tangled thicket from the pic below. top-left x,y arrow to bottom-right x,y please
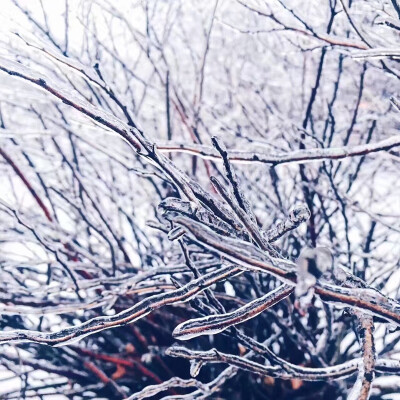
0,0 -> 400,399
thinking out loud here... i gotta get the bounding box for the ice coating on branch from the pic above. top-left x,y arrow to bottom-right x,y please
168,226 -> 186,241
190,360 -> 204,377
265,205 -> 310,242
0,3 -> 399,399
0,266 -> 240,346
158,196 -> 242,239
158,197 -> 198,217
173,284 -> 293,340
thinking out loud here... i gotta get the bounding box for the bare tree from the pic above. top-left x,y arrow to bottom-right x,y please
0,0 -> 399,399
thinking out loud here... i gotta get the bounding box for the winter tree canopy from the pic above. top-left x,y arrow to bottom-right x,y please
0,0 -> 399,399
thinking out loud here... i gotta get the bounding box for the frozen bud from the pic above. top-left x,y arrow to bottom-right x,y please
297,247 -> 333,279
295,247 -> 333,298
141,353 -> 153,364
289,205 -> 311,224
190,360 -> 204,377
333,266 -> 348,283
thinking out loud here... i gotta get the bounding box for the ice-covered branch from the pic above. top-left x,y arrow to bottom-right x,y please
166,345 -> 400,381
0,265 -> 240,346
157,136 -> 400,165
171,216 -> 400,326
0,58 -> 144,152
348,312 -> 376,400
173,284 -> 293,340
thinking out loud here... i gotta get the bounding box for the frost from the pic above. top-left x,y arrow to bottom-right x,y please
0,1 -> 399,399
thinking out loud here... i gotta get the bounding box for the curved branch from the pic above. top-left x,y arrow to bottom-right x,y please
0,266 -> 240,346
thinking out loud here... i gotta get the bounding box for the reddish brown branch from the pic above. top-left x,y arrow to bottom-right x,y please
0,147 -> 53,221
